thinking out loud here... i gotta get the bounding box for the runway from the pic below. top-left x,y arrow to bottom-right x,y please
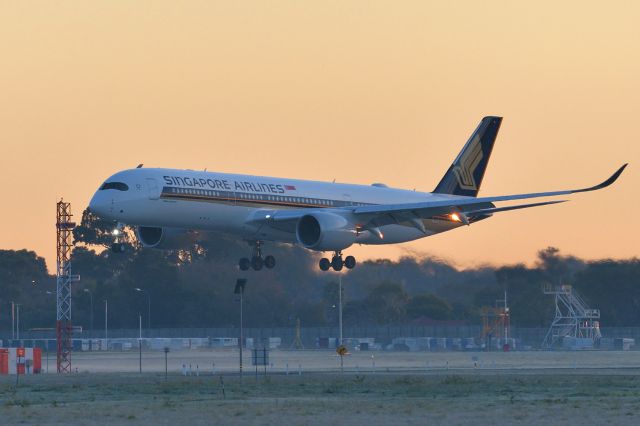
60,348 -> 640,374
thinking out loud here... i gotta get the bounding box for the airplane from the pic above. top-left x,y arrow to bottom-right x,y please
88,116 -> 627,272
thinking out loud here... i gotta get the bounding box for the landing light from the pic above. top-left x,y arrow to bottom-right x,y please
112,229 -> 120,236
450,213 -> 461,222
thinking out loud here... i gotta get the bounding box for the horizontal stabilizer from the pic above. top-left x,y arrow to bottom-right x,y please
465,200 -> 568,216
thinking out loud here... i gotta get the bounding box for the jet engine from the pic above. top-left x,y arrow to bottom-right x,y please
136,226 -> 196,249
296,212 -> 357,251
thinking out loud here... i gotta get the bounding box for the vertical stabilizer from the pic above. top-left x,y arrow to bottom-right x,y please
433,116 -> 502,197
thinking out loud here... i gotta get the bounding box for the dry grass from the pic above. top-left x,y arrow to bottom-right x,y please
2,369 -> 640,425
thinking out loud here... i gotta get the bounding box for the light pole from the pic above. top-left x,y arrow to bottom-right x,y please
234,279 -> 247,379
83,289 -> 93,338
11,301 -> 15,340
104,299 -> 108,351
138,314 -> 142,374
45,290 -> 55,319
338,274 -> 343,346
134,288 -> 151,336
164,347 -> 170,381
16,303 -> 21,340
45,291 -> 55,371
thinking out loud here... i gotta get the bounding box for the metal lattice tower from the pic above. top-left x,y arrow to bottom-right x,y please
542,283 -> 601,349
56,200 -> 79,373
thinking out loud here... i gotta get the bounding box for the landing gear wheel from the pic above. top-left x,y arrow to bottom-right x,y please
331,256 -> 344,271
264,255 -> 276,269
319,258 -> 331,271
111,243 -> 125,253
344,255 -> 356,269
239,257 -> 250,271
251,256 -> 264,271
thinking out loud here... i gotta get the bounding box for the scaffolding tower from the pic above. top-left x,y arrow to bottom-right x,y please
481,291 -> 510,350
56,200 -> 79,373
542,283 -> 601,349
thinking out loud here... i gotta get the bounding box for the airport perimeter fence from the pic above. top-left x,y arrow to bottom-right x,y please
3,326 -> 640,350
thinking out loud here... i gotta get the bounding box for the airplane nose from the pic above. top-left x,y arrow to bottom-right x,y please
88,191 -> 112,218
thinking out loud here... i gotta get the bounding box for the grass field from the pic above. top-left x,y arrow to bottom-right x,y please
2,367 -> 640,425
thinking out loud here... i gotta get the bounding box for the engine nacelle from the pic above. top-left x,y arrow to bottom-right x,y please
136,226 -> 196,250
296,212 -> 357,251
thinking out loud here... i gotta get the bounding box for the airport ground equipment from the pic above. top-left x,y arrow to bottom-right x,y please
56,200 -> 80,373
480,291 -> 510,350
336,345 -> 348,373
0,348 -> 42,374
251,347 -> 269,378
290,318 -> 304,349
542,283 -> 601,349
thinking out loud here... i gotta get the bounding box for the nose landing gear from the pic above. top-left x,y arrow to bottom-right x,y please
239,241 -> 276,271
319,252 -> 356,272
111,243 -> 126,253
110,223 -> 126,253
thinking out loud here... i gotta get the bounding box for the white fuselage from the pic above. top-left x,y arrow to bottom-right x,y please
89,168 -> 467,248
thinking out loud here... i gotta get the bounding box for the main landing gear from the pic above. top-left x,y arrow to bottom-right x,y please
239,241 -> 276,271
319,251 -> 356,272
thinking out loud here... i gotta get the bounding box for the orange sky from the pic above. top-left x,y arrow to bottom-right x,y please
1,1 -> 638,272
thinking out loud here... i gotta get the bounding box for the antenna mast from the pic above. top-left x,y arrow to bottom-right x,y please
56,200 -> 79,373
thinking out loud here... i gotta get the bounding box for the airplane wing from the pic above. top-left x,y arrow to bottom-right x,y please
250,164 -> 627,231
351,164 -> 626,228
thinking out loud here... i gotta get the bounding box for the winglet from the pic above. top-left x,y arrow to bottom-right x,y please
572,164 -> 628,193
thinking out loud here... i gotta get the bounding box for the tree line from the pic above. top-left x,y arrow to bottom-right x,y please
0,210 -> 638,332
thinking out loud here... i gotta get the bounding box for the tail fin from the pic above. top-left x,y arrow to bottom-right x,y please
433,116 -> 502,197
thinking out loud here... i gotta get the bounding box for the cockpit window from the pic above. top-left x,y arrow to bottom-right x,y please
100,182 -> 129,191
